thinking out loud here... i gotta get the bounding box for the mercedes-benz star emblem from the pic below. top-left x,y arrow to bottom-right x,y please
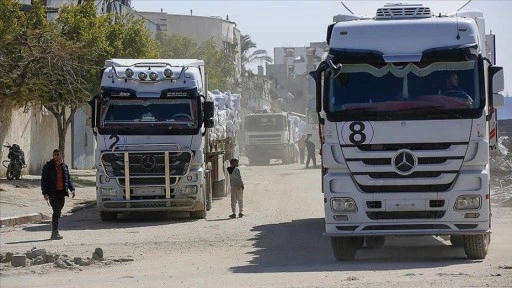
140,155 -> 156,170
393,150 -> 416,175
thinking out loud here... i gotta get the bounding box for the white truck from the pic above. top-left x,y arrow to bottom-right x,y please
89,59 -> 236,221
309,4 -> 505,260
244,111 -> 305,165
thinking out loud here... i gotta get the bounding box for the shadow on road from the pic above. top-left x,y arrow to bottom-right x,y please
230,218 -> 476,273
22,204 -> 202,233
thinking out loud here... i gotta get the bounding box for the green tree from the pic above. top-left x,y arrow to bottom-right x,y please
240,34 -> 272,72
157,33 -> 236,91
0,0 -> 159,156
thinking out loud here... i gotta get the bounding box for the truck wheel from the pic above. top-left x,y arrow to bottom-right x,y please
282,149 -> 290,165
365,236 -> 385,249
206,189 -> 212,211
190,209 -> 207,219
212,179 -> 226,198
450,235 -> 464,247
330,237 -> 358,261
354,236 -> 365,248
99,211 -> 117,221
464,234 -> 490,259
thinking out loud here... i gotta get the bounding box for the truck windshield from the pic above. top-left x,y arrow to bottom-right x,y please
327,60 -> 481,120
245,115 -> 286,132
100,99 -> 197,129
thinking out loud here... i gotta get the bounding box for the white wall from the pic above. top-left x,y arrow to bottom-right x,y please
0,103 -> 71,177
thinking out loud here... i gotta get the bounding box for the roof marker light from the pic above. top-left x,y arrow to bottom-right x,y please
138,71 -> 147,80
149,72 -> 158,80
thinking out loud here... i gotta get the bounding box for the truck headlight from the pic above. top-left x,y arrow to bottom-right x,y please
179,185 -> 198,195
331,198 -> 357,213
100,187 -> 117,197
454,195 -> 481,210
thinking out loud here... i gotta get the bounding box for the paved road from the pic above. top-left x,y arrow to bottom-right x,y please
1,163 -> 511,288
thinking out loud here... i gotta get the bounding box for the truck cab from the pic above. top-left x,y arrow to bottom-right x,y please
310,4 -> 505,260
244,111 -> 304,165
89,59 -> 220,220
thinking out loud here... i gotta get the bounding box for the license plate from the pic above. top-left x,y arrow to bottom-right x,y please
132,187 -> 164,196
385,199 -> 426,211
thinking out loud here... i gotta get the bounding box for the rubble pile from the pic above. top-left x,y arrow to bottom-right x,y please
0,247 -> 133,270
490,136 -> 512,205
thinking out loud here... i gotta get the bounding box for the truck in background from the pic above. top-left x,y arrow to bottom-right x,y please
309,4 -> 505,260
244,111 -> 306,165
89,59 -> 237,220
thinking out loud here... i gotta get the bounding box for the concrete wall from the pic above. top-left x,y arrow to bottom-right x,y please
72,106 -> 96,169
0,103 -> 71,177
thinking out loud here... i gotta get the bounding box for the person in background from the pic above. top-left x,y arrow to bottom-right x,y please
41,149 -> 75,240
227,158 -> 244,218
305,134 -> 317,169
298,134 -> 306,164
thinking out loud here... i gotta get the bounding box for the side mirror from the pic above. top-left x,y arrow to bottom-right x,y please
307,109 -> 319,124
493,93 -> 505,107
204,101 -> 215,129
491,67 -> 504,94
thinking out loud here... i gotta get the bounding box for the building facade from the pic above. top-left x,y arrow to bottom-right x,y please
265,42 -> 327,114
138,11 -> 241,76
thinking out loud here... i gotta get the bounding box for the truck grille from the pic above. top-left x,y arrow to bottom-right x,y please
344,142 -> 466,193
101,151 -> 192,178
247,134 -> 282,144
117,177 -> 178,187
103,199 -> 194,210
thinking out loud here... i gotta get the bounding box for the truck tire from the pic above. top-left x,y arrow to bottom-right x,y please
212,179 -> 226,198
463,234 -> 490,259
190,209 -> 207,219
450,235 -> 464,247
99,211 -> 117,221
330,237 -> 358,261
282,149 -> 290,165
354,236 -> 365,248
206,188 -> 212,211
365,236 -> 385,249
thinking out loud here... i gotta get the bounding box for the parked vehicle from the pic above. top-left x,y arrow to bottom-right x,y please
244,111 -> 306,165
309,3 -> 505,260
2,143 -> 26,180
88,59 -> 237,221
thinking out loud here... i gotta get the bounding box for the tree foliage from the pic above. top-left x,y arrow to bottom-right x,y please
157,33 -> 236,91
240,34 -> 272,72
0,0 -> 159,156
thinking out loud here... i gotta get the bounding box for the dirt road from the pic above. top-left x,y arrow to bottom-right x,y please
1,163 -> 512,288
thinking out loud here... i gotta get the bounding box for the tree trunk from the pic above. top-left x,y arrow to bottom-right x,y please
47,104 -> 77,161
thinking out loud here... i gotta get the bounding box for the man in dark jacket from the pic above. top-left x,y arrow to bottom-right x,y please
305,134 -> 317,169
41,149 -> 75,240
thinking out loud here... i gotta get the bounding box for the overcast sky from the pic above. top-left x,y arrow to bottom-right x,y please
131,0 -> 511,96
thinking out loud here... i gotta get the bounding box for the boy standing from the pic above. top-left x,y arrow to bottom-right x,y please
227,158 -> 244,218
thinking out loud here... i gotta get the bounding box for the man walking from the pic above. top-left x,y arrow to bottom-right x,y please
41,149 -> 75,240
227,158 -> 244,218
305,134 -> 317,169
298,135 -> 306,164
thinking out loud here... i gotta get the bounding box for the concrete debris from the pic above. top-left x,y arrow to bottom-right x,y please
498,265 -> 512,269
2,247 -> 131,270
2,252 -> 13,263
11,254 -> 27,267
54,259 -> 70,269
31,256 -> 46,266
73,257 -> 92,266
92,248 -> 104,261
